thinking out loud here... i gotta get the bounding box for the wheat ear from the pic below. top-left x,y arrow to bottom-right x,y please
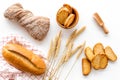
64,42 -> 73,62
49,54 -> 66,79
66,29 -> 77,47
71,44 -> 82,57
65,41 -> 86,80
47,40 -> 54,61
76,41 -> 86,59
54,30 -> 62,58
74,26 -> 86,39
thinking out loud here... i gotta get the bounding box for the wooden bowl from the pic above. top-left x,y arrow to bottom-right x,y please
56,5 -> 79,29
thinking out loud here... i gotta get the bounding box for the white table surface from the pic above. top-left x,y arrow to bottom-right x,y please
0,0 -> 120,80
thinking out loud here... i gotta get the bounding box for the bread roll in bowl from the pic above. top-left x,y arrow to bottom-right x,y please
2,43 -> 46,75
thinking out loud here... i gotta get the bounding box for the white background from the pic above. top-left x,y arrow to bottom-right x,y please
0,0 -> 120,80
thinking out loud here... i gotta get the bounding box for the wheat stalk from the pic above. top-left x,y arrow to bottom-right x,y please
73,26 -> 86,40
43,39 -> 54,80
47,39 -> 54,61
44,30 -> 62,80
66,26 -> 86,48
48,30 -> 62,74
65,41 -> 86,80
64,42 -> 73,62
71,44 -> 82,57
52,36 -> 58,56
49,30 -> 62,72
47,27 -> 86,80
76,41 -> 86,59
49,30 -> 62,69
51,29 -> 86,79
66,29 -> 77,47
49,54 -> 66,79
43,38 -> 57,80
54,30 -> 62,58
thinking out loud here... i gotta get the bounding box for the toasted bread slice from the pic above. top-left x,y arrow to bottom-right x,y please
93,43 -> 104,55
64,14 -> 75,27
105,46 -> 117,61
100,53 -> 108,69
91,54 -> 108,70
82,58 -> 91,75
57,7 -> 70,25
63,4 -> 73,13
85,47 -> 94,62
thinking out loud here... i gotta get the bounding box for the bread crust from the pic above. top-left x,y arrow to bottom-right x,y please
93,43 -> 104,55
91,54 -> 108,70
85,47 -> 94,62
105,46 -> 117,61
2,43 -> 46,75
64,14 -> 75,27
82,58 -> 91,75
57,7 -> 70,25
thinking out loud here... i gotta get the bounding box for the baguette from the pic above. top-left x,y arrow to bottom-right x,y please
2,43 -> 46,75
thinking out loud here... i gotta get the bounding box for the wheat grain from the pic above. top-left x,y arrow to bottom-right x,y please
76,41 -> 86,59
49,54 -> 66,79
64,42 -> 73,62
55,30 -> 62,58
71,44 -> 82,57
66,29 -> 77,47
65,41 -> 86,80
73,26 -> 86,40
47,40 -> 54,61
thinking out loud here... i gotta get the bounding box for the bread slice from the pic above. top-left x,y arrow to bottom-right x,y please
57,7 -> 70,25
63,4 -> 73,13
85,47 -> 94,62
93,43 -> 105,55
64,14 -> 75,27
105,46 -> 117,61
91,54 -> 108,69
82,58 -> 91,75
100,54 -> 108,69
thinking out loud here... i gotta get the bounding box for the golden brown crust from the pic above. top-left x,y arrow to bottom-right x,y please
82,58 -> 91,75
57,7 -> 70,25
2,43 -> 46,75
64,14 -> 75,28
105,46 -> 117,61
93,43 -> 104,55
100,54 -> 108,69
85,47 -> 94,62
91,54 -> 108,70
63,4 -> 73,13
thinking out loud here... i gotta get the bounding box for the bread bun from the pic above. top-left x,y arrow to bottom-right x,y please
2,43 -> 46,75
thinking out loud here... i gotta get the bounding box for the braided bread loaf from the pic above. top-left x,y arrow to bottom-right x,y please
4,3 -> 50,41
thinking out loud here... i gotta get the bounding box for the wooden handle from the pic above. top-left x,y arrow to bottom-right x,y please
93,12 -> 109,34
102,25 -> 109,34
